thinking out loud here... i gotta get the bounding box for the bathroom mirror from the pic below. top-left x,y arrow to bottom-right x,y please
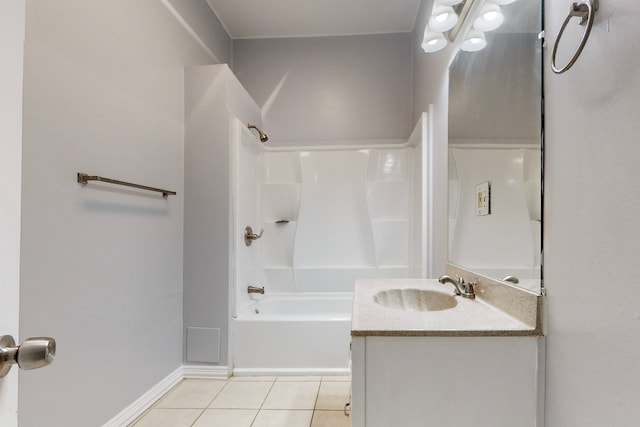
447,0 -> 543,293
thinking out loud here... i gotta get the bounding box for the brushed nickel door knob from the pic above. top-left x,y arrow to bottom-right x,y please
0,335 -> 56,377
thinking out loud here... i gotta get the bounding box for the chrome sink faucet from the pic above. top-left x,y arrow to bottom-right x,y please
438,275 -> 476,299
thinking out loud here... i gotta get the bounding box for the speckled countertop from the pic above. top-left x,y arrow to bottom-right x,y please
351,278 -> 542,337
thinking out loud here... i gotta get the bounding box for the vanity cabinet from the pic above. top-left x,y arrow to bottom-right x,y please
350,278 -> 544,427
351,335 -> 544,427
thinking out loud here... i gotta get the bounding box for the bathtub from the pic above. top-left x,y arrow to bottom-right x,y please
232,293 -> 353,376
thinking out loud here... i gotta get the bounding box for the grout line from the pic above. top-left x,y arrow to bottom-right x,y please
260,378 -> 277,410
188,407 -> 207,427
248,407 -> 260,427
205,378 -> 229,408
189,377 -> 232,426
249,377 -> 277,427
310,379 -> 322,427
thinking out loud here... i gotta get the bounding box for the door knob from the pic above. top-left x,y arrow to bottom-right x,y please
0,335 -> 56,378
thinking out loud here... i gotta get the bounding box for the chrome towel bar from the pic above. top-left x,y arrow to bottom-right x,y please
77,173 -> 176,197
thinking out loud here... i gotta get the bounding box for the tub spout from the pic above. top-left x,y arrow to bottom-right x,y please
248,285 -> 265,294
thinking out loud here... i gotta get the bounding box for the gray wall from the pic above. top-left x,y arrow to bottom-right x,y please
232,34 -> 413,144
449,32 -> 541,141
183,65 -> 261,368
19,1 -> 220,425
165,0 -> 232,64
544,1 -> 640,425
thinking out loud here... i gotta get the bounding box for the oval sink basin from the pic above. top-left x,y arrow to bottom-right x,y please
373,288 -> 458,312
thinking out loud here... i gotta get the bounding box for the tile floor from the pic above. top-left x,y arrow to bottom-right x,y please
131,376 -> 351,427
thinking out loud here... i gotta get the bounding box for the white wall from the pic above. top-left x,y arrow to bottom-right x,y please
0,1 -> 25,425
544,2 -> 640,425
19,1 -> 219,425
232,34 -> 413,144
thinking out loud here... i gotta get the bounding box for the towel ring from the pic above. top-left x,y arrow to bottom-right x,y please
551,0 -> 599,74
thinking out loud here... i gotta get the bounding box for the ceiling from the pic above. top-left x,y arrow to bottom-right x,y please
206,0 -> 424,39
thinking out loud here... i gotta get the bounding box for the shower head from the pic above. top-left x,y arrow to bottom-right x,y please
247,124 -> 269,143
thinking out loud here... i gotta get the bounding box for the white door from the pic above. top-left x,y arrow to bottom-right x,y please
0,1 -> 26,426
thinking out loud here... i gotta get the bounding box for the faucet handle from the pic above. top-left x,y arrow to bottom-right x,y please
439,275 -> 476,299
502,275 -> 520,284
463,280 -> 476,294
244,226 -> 264,246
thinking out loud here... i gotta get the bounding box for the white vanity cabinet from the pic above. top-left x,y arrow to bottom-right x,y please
350,278 -> 544,427
351,335 -> 544,427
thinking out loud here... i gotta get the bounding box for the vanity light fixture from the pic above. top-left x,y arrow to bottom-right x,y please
429,4 -> 459,32
460,30 -> 487,52
473,2 -> 504,32
422,0 -> 516,55
422,28 -> 448,53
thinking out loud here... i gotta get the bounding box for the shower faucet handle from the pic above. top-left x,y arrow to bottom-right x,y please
244,226 -> 264,246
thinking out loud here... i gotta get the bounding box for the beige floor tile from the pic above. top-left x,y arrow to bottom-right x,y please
252,410 -> 313,427
132,408 -> 202,427
209,381 -> 273,409
229,375 -> 277,382
262,381 -> 320,410
321,375 -> 351,382
315,381 -> 350,410
155,380 -> 227,409
192,409 -> 257,427
277,376 -> 322,382
310,410 -> 351,427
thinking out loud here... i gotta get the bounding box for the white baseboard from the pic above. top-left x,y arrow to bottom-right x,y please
102,365 -> 230,427
232,367 -> 351,377
183,364 -> 231,379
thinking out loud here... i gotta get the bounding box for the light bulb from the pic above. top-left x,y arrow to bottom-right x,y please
429,5 -> 459,32
421,27 -> 447,53
485,11 -> 500,21
461,30 -> 487,52
435,12 -> 450,23
473,3 -> 504,32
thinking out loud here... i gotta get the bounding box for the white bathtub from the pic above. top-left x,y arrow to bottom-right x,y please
232,293 -> 353,376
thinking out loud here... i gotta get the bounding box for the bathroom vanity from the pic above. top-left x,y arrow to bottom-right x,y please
350,272 -> 544,427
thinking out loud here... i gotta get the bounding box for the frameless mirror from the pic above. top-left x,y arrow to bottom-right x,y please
447,0 -> 543,293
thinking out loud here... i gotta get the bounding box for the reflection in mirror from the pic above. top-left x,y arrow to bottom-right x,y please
448,0 -> 543,293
